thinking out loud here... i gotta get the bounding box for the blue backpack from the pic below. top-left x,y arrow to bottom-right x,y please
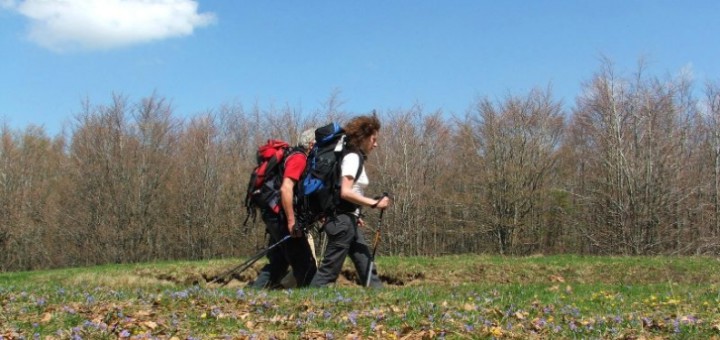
298,123 -> 363,226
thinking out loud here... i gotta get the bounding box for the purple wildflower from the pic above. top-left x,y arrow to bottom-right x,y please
211,307 -> 222,318
334,292 -> 352,303
505,305 -> 515,317
673,318 -> 680,333
642,317 -> 652,328
120,329 -> 130,338
172,290 -> 189,299
348,311 -> 358,326
682,315 -> 698,324
172,316 -> 179,327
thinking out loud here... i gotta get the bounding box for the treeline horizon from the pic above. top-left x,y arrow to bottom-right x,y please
2,59 -> 720,271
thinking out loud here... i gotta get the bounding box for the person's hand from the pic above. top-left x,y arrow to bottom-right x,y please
358,218 -> 365,228
288,223 -> 304,238
372,196 -> 391,210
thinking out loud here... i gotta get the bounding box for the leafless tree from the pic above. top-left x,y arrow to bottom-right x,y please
171,113 -> 223,259
372,106 -> 456,255
569,58 -> 698,254
468,88 -> 565,254
128,95 -> 180,260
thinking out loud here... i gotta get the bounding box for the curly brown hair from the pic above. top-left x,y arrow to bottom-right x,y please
343,114 -> 381,152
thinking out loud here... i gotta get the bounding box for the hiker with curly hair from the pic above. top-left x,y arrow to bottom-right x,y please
310,114 -> 392,288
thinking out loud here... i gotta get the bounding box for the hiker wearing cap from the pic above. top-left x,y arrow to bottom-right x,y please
251,129 -> 317,289
310,114 -> 392,288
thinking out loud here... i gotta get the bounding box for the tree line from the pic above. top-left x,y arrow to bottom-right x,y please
2,60 -> 719,271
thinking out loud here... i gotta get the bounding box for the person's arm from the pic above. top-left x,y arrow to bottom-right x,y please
280,153 -> 306,237
280,177 -> 301,236
339,176 -> 390,209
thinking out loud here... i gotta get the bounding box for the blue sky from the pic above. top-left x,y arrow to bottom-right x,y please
1,1 -> 719,135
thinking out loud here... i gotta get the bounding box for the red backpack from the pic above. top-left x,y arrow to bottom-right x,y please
243,139 -> 300,224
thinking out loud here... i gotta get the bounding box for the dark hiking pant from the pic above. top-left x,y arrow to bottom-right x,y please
309,213 -> 382,288
251,211 -> 317,289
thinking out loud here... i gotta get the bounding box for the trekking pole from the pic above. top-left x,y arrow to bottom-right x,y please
365,192 -> 388,287
210,235 -> 291,286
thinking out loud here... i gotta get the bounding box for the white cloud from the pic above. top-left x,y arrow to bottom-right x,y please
12,0 -> 216,52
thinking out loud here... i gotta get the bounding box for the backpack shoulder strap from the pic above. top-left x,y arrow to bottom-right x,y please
343,151 -> 364,183
356,152 -> 364,183
277,147 -> 307,181
281,146 -> 305,167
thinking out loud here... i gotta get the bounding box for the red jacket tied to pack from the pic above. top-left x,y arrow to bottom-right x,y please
253,140 -> 289,190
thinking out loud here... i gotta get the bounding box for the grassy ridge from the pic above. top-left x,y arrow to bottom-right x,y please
2,255 -> 720,339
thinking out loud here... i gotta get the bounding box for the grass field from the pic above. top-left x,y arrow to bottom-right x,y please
2,255 -> 720,339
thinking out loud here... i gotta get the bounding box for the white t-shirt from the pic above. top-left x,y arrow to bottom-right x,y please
341,152 -> 369,201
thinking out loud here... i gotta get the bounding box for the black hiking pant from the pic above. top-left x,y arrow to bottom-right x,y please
251,211 -> 316,289
309,213 -> 382,288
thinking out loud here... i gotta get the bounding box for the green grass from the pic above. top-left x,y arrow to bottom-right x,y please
2,254 -> 720,338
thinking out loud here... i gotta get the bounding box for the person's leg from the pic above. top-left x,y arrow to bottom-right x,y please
309,215 -> 354,287
348,224 -> 383,288
250,213 -> 290,289
273,213 -> 316,288
251,244 -> 283,289
287,236 -> 317,287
